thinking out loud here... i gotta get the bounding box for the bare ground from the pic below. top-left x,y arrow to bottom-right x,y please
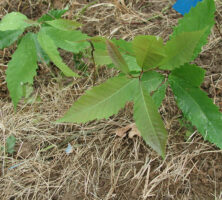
0,0 -> 222,199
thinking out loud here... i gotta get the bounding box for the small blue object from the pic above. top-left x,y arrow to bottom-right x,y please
8,162 -> 25,170
65,143 -> 73,155
173,0 -> 203,15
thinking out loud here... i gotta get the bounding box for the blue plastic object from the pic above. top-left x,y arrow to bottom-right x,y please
173,0 -> 203,15
65,143 -> 73,154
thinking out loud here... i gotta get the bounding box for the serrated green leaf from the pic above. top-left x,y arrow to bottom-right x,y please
0,29 -> 24,49
38,8 -> 68,22
112,38 -> 134,55
93,40 -> 112,66
171,0 -> 215,59
89,36 -> 106,43
6,135 -> 16,154
45,19 -> 81,31
160,30 -> 205,70
169,75 -> 222,148
37,30 -> 79,77
123,55 -> 141,72
141,71 -> 164,93
94,38 -> 133,55
133,35 -> 165,70
94,49 -> 112,66
41,27 -> 90,53
0,12 -> 30,31
171,63 -> 205,87
32,33 -> 50,64
93,39 -> 107,51
58,76 -> 138,123
93,50 -> 141,72
6,33 -> 38,108
133,84 -> 167,157
93,39 -> 140,72
152,82 -> 167,108
106,40 -> 130,74
141,70 -> 167,108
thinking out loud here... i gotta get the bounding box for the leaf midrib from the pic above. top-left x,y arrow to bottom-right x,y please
171,77 -> 217,134
75,78 -> 135,114
166,39 -> 197,66
139,84 -> 162,147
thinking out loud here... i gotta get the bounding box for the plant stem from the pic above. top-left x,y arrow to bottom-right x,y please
87,40 -> 97,85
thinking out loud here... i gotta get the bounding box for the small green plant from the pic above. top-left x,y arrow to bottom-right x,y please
58,0 -> 222,157
6,135 -> 16,154
0,8 -> 90,108
0,135 -> 16,154
1,0 -> 222,157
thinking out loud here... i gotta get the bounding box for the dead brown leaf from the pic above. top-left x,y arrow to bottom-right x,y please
128,124 -> 141,138
115,123 -> 141,138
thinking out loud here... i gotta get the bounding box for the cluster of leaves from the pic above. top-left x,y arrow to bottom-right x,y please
1,8 -> 89,107
1,0 -> 222,157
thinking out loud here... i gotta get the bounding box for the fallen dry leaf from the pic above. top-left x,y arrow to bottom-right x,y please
116,123 -> 141,138
128,124 -> 141,138
116,125 -> 131,137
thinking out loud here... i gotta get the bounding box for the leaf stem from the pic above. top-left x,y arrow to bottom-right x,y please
87,39 -> 97,85
139,68 -> 144,80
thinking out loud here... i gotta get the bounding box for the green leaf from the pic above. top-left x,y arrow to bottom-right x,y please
37,30 -> 79,77
6,33 -> 38,108
0,29 -> 24,49
152,82 -> 167,108
170,63 -> 205,87
106,40 -> 130,74
6,135 -> 16,154
0,12 -> 30,31
58,76 -> 138,123
133,35 -> 165,70
133,84 -> 168,157
38,8 -> 68,22
89,36 -> 106,43
45,19 -> 81,31
32,33 -> 50,64
94,49 -> 112,66
93,50 -> 141,72
160,30 -> 205,70
93,40 -> 112,66
169,74 -> 222,149
123,55 -> 141,72
112,38 -> 134,55
171,0 -> 215,59
42,27 -> 90,53
141,71 -> 164,93
93,39 -> 140,72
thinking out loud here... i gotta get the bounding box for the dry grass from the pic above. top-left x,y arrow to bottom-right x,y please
0,0 -> 222,199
